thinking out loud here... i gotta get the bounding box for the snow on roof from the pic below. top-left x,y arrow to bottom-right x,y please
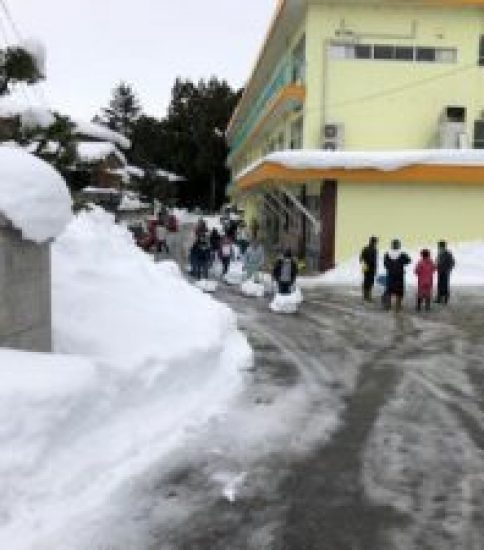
82,187 -> 121,194
77,141 -> 127,166
156,168 -> 185,182
0,97 -> 54,129
73,120 -> 131,150
126,165 -> 144,178
0,146 -> 72,243
239,149 -> 484,180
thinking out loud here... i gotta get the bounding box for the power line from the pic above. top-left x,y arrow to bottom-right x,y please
0,0 -> 21,41
0,9 -> 10,46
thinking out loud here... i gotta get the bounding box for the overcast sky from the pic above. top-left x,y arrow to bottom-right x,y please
4,0 -> 275,120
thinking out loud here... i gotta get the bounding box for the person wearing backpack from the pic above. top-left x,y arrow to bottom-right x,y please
383,239 -> 411,311
273,248 -> 298,295
435,240 -> 455,305
219,234 -> 233,276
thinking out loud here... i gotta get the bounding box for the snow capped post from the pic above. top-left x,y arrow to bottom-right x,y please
0,147 -> 72,352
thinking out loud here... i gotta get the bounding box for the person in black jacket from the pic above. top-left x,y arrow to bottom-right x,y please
360,236 -> 378,302
435,240 -> 455,304
273,249 -> 298,295
190,236 -> 211,280
383,239 -> 411,311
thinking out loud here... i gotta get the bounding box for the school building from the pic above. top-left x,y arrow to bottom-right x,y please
227,0 -> 484,271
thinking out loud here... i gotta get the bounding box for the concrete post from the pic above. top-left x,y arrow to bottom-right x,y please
0,213 -> 52,352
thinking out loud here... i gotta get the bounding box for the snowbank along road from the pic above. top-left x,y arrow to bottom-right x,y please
88,286 -> 484,550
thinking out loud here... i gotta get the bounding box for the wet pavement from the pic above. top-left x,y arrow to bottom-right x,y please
106,286 -> 484,550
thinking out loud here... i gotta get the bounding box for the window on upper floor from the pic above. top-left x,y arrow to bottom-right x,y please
292,35 -> 306,84
374,45 -> 395,60
395,46 -> 414,61
290,117 -> 304,150
478,36 -> 484,66
328,42 -> 457,64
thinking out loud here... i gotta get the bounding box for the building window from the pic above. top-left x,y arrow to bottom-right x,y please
328,42 -> 457,64
416,47 -> 436,62
395,46 -> 414,61
290,117 -> 304,149
479,36 -> 484,66
355,44 -> 371,59
328,43 -> 355,59
292,36 -> 306,83
374,45 -> 395,60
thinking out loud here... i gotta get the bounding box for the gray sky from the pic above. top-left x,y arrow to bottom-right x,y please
5,0 -> 275,120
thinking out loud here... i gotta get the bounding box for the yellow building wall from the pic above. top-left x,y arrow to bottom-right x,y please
304,3 -> 484,150
335,182 -> 484,262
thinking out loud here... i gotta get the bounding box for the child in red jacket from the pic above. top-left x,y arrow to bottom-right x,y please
414,249 -> 436,311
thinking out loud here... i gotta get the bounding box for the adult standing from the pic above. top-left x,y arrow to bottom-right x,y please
383,239 -> 411,312
220,234 -> 233,276
244,239 -> 265,279
435,240 -> 455,304
190,235 -> 211,280
360,236 -> 378,302
209,227 -> 221,264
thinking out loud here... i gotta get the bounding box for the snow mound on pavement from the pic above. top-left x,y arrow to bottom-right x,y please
241,279 -> 266,298
195,279 -> 219,293
270,287 -> 304,314
0,208 -> 252,549
299,242 -> 484,288
0,146 -> 72,242
52,207 -> 247,370
224,260 -> 247,285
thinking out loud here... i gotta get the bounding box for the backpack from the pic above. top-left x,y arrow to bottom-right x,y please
222,243 -> 232,257
280,259 -> 293,284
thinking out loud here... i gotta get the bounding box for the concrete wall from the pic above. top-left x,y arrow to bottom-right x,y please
335,181 -> 484,262
306,3 -> 484,150
0,214 -> 52,352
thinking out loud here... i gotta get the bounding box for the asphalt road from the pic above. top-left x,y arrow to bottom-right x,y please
103,285 -> 484,550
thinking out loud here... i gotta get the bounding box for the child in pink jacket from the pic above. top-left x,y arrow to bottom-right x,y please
414,249 -> 436,311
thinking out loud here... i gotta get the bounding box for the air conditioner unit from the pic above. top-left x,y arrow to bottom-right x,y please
474,119 -> 484,149
439,121 -> 467,149
438,106 -> 467,149
321,123 -> 344,150
322,141 -> 338,151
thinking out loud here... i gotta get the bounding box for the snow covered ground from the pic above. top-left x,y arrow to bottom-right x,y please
0,208 -> 251,549
299,242 -> 484,288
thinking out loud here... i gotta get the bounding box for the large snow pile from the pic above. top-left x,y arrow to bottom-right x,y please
299,242 -> 484,288
0,208 -> 251,548
0,146 -> 72,242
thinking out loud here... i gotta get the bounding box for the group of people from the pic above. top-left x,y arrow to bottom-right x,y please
188,217 -> 301,297
189,218 -> 265,281
360,237 -> 456,312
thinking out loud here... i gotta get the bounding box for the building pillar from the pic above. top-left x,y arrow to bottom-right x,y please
320,180 -> 338,272
0,214 -> 52,352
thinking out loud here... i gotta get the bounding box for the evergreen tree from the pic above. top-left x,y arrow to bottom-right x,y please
18,113 -> 79,183
128,77 -> 241,210
99,82 -> 141,136
0,46 -> 44,95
